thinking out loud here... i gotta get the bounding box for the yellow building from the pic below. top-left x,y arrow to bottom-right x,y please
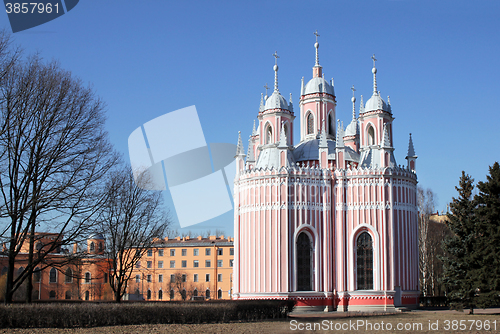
126,235 -> 234,301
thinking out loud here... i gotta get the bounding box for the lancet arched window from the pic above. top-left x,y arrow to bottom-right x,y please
356,232 -> 373,290
266,124 -> 272,144
328,113 -> 334,136
367,125 -> 375,146
296,232 -> 313,291
307,113 -> 314,135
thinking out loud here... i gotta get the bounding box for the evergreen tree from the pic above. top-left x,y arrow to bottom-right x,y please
442,172 -> 481,314
474,162 -> 500,306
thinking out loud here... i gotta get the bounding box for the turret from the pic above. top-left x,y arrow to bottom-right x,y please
405,133 -> 417,172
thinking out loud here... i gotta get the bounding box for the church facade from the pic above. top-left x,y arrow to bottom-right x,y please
232,37 -> 419,312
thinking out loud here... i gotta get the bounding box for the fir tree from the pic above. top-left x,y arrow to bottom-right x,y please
442,172 -> 481,314
474,162 -> 500,307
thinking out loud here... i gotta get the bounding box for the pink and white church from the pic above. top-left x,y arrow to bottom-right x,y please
232,36 -> 419,312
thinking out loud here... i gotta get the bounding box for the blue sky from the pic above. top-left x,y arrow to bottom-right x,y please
2,0 -> 499,237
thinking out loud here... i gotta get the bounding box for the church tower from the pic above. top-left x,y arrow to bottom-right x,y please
300,31 -> 336,141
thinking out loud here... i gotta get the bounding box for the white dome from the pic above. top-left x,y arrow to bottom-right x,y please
344,119 -> 359,137
303,77 -> 334,96
264,91 -> 289,111
364,94 -> 389,112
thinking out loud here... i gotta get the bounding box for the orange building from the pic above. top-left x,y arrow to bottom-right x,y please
125,235 -> 234,301
0,233 -> 112,301
0,233 -> 234,302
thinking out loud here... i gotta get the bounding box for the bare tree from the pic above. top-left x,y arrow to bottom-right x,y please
418,186 -> 436,296
0,47 -> 117,303
100,167 -> 169,302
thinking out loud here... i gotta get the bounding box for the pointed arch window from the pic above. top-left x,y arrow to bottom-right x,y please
367,126 -> 375,146
296,232 -> 313,291
266,124 -> 272,144
328,113 -> 334,136
307,113 -> 314,135
158,289 -> 163,300
90,242 -> 95,252
356,232 -> 373,290
49,268 -> 57,283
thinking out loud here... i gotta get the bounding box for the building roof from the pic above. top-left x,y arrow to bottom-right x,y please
303,77 -> 334,96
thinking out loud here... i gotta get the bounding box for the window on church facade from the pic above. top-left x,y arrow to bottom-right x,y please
328,113 -> 334,136
266,125 -> 272,144
367,126 -> 375,146
307,113 -> 314,135
296,232 -> 313,291
356,232 -> 373,290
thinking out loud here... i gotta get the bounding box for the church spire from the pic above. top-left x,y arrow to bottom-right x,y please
371,54 -> 378,95
278,122 -> 288,148
236,131 -> 245,157
406,133 -> 416,157
351,85 -> 356,120
314,30 -> 320,66
272,51 -> 279,92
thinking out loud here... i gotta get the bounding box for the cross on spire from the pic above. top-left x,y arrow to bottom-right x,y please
273,51 -> 279,65
314,30 -> 320,42
351,85 -> 356,96
371,54 -> 377,68
272,51 -> 279,92
314,30 -> 320,66
264,83 -> 269,97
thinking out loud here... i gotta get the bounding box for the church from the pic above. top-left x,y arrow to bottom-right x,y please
232,35 -> 419,312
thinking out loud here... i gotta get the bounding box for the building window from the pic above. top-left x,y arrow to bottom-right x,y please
367,125 -> 375,146
147,274 -> 152,283
136,261 -> 141,268
205,248 -> 211,256
65,290 -> 71,300
218,289 -> 222,299
147,289 -> 151,300
158,249 -> 164,256
49,290 -> 56,299
170,289 -> 174,300
104,273 -> 108,283
229,259 -> 234,267
193,289 -> 198,297
85,272 -> 91,284
193,248 -> 199,256
217,248 -> 223,256
193,260 -> 199,268
193,274 -> 198,282
328,113 -> 334,136
170,260 -> 175,268
170,274 -> 175,283
49,268 -> 57,283
217,260 -> 223,268
136,274 -> 140,283
182,260 -> 187,268
205,274 -> 210,282
181,289 -> 186,300
85,290 -> 89,300
206,289 -> 210,299
159,274 -> 163,283
218,274 -> 222,282
98,242 -> 103,252
170,249 -> 175,256
147,249 -> 153,257
307,113 -> 314,135
147,261 -> 152,269
158,290 -> 163,300
33,268 -> 41,283
182,249 -> 187,256
181,274 -> 186,282
205,260 -> 211,268
90,242 -> 95,252
158,261 -> 163,268
230,248 -> 234,256
296,232 -> 313,291
356,232 -> 374,290
65,268 -> 73,283
266,124 -> 272,144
